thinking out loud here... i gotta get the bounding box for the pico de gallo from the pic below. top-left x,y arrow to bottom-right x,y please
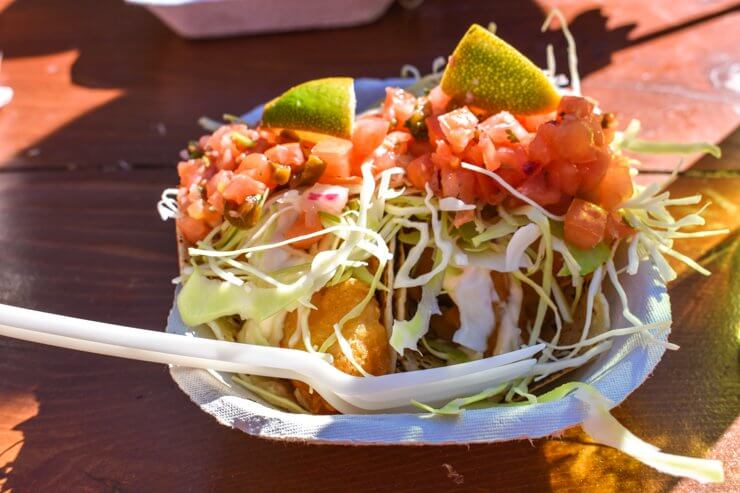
176,90 -> 635,255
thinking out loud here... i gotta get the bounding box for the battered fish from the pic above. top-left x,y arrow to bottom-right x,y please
282,278 -> 394,414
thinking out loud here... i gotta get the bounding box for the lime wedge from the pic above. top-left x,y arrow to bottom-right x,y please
441,24 -> 560,114
261,77 -> 355,139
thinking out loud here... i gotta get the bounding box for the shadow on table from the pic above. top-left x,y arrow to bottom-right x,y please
0,0 -> 642,170
0,0 -> 737,491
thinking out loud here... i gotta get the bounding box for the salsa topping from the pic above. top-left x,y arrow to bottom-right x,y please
176,88 -> 634,250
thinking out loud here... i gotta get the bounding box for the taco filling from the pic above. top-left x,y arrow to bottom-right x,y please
158,23 -> 722,416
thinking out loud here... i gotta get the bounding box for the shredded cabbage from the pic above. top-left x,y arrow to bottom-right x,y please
471,219 -> 518,246
157,188 -> 180,220
533,341 -> 612,381
390,270 -> 443,354
557,241 -> 611,277
411,383 -> 508,415
541,8 -> 581,95
574,386 -> 724,483
505,223 -> 541,271
622,139 -> 721,159
438,197 -> 476,211
232,375 -> 308,414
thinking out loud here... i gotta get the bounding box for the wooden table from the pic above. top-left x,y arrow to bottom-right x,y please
0,1 -> 737,491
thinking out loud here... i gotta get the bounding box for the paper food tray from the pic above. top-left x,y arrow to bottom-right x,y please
166,78 -> 672,444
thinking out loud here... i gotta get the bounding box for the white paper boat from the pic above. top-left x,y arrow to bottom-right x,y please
128,0 -> 397,39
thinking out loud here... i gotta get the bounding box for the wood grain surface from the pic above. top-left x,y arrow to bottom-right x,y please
0,1 -> 738,491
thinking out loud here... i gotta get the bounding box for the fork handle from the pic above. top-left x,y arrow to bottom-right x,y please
0,303 -> 315,379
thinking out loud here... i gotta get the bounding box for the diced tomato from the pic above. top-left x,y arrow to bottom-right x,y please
206,170 -> 234,197
456,169 -> 477,204
285,213 -> 324,249
408,139 -> 433,157
478,134 -> 499,171
186,199 -> 205,220
222,174 -> 266,204
371,148 -> 399,173
186,198 -> 221,226
312,139 -> 353,180
406,153 -> 435,190
362,131 -> 412,175
551,119 -> 597,164
439,164 -> 476,203
206,190 -> 225,215
205,124 -> 258,170
478,111 -> 529,146
470,166 -> 503,205
177,215 -> 210,244
577,149 -> 610,193
237,153 -> 274,186
518,112 -> 556,132
606,212 -> 635,241
462,140 -> 484,166
381,87 -> 416,126
518,172 -> 562,206
428,85 -> 452,115
527,122 -> 556,165
564,198 -> 608,250
351,117 -> 390,162
432,140 -> 461,168
589,159 -> 633,210
495,145 -> 529,185
178,159 -> 203,188
438,106 -> 478,154
264,143 -> 305,169
559,96 -> 595,120
547,160 -> 581,196
425,115 -> 445,143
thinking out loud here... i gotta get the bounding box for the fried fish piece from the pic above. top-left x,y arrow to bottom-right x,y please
282,278 -> 394,414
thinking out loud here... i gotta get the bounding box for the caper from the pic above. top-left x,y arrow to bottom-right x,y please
270,161 -> 292,185
404,100 -> 431,140
290,155 -> 326,188
224,194 -> 263,228
187,140 -> 204,159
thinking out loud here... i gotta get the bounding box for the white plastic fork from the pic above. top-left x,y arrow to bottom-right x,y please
0,303 -> 542,414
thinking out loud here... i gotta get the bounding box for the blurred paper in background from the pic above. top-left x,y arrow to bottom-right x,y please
127,0 -> 399,38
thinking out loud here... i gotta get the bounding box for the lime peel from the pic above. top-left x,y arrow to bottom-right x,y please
261,77 -> 355,139
441,24 -> 560,114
